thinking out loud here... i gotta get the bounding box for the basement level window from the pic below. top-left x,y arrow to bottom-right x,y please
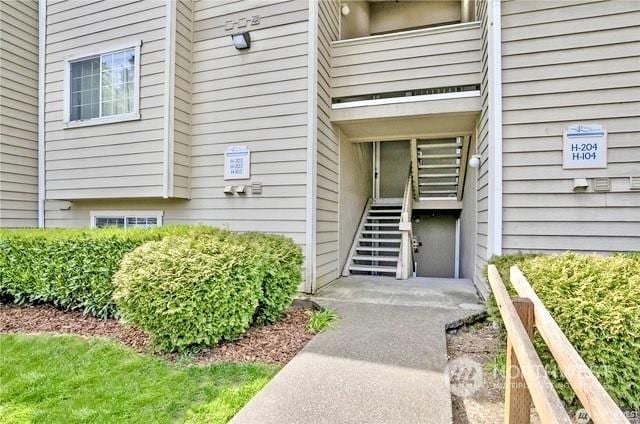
64,42 -> 141,128
91,211 -> 163,229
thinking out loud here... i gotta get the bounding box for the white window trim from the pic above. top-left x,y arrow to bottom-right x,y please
63,40 -> 142,129
90,210 -> 164,228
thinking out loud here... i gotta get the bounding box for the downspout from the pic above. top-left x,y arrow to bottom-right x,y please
487,0 -> 502,256
305,1 -> 319,293
38,0 -> 47,227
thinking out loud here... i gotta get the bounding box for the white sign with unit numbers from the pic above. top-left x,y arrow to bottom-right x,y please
563,124 -> 607,169
224,145 -> 250,180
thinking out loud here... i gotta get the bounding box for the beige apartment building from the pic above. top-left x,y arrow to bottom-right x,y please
1,0 -> 639,294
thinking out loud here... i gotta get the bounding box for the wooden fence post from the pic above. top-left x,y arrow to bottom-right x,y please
505,297 -> 535,424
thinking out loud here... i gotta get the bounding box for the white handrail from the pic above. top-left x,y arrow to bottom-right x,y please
397,172 -> 414,279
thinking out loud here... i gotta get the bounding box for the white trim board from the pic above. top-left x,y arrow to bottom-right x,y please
487,0 -> 503,257
304,0 -> 319,293
38,0 -> 46,227
163,0 -> 177,198
332,90 -> 481,110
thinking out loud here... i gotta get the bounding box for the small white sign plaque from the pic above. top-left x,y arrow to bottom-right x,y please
224,145 -> 250,180
563,124 -> 607,169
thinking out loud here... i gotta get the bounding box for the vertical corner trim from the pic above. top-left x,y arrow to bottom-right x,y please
305,0 -> 319,293
162,0 -> 177,198
38,0 -> 47,227
487,0 -> 503,256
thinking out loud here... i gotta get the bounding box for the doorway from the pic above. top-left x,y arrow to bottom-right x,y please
413,211 -> 458,278
373,140 -> 410,199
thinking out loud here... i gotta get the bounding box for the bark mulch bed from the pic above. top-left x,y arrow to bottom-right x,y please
0,303 -> 315,365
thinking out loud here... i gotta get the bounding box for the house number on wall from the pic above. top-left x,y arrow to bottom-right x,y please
224,146 -> 251,180
562,123 -> 607,169
225,15 -> 261,31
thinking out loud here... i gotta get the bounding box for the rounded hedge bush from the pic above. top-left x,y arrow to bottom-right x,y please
113,235 -> 262,351
237,233 -> 303,324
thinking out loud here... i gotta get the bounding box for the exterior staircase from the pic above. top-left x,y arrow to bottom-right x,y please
343,199 -> 403,277
416,137 -> 462,199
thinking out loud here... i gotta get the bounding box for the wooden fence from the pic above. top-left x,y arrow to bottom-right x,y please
487,264 -> 628,424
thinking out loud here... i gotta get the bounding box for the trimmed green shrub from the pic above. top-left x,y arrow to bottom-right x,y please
237,232 -> 303,324
0,226 -> 225,318
113,235 -> 263,351
488,252 -> 640,409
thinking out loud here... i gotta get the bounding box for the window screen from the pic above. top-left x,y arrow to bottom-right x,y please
69,48 -> 136,122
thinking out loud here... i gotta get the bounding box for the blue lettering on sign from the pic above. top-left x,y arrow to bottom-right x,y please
563,123 -> 606,169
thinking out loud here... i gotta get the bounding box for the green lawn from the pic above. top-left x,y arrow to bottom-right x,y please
0,334 -> 278,423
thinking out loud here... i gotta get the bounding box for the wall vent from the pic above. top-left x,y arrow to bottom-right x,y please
251,182 -> 262,195
593,177 -> 610,192
630,176 -> 640,190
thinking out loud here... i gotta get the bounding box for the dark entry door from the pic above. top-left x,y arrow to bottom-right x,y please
413,212 -> 456,278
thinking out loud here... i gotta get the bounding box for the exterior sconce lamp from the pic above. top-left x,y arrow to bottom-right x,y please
341,4 -> 350,16
468,154 -> 481,168
231,32 -> 251,50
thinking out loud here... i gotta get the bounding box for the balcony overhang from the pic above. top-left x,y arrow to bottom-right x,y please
332,91 -> 480,141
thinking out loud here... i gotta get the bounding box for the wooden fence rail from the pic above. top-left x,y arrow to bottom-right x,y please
487,264 -> 628,424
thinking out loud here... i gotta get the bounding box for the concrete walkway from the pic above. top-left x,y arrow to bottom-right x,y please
232,276 -> 485,424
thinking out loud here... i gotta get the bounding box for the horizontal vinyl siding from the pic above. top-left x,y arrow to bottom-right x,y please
501,0 -> 640,254
43,0 -> 167,202
316,0 -> 339,288
185,0 -> 308,247
331,22 -> 481,99
45,1 -> 311,250
0,0 -> 39,227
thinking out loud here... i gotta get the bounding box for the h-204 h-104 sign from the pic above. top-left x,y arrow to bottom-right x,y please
562,123 -> 607,169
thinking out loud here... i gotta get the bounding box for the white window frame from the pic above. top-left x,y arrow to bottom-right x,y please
90,210 -> 164,229
63,41 -> 142,129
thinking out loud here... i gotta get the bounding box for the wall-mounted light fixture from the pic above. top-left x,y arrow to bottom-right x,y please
231,32 -> 251,50
468,154 -> 481,169
341,4 -> 350,16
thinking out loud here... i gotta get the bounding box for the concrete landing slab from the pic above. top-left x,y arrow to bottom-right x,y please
231,277 -> 485,424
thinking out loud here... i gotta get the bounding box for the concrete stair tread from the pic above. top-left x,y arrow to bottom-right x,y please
352,255 -> 399,262
358,238 -> 401,243
349,265 -> 397,273
355,246 -> 400,252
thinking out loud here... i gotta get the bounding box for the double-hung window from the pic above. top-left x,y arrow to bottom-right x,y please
64,42 -> 141,127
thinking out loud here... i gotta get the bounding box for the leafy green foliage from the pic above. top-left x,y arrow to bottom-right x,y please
113,232 -> 303,351
0,333 -> 276,423
306,308 -> 338,333
1,226 -> 303,351
0,226 -> 224,318
488,252 -> 640,409
236,232 -> 303,324
113,235 -> 262,351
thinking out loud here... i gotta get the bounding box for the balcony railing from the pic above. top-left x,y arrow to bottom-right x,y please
331,22 -> 482,103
